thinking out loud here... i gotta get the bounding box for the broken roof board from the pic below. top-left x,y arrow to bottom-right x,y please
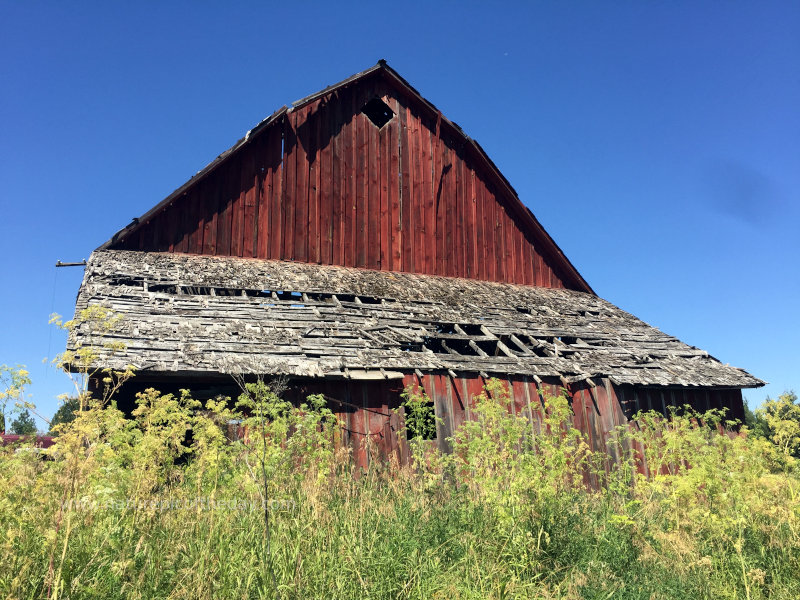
69,250 -> 763,389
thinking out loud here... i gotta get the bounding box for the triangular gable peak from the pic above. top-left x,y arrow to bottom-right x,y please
102,61 -> 593,293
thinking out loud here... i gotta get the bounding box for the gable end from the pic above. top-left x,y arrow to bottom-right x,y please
101,62 -> 593,293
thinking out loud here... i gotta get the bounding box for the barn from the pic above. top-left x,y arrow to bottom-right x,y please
69,61 -> 762,468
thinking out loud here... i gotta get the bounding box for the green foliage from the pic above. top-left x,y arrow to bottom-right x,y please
1,373 -> 799,599
755,391 -> 800,460
399,384 -> 440,479
10,409 -> 36,435
400,385 -> 437,441
48,397 -> 80,434
50,308 -> 136,404
0,364 -> 31,432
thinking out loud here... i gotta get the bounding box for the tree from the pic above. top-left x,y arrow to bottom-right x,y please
1,365 -> 31,433
49,397 -> 80,434
752,391 -> 800,459
10,409 -> 37,435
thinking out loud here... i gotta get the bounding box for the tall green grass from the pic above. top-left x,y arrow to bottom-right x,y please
1,379 -> 798,599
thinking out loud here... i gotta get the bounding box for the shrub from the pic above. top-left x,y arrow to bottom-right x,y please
0,375 -> 798,599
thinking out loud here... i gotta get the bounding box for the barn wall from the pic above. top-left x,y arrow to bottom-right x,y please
101,372 -> 744,477
115,74 -> 581,289
285,378 -> 408,472
614,384 -> 745,423
290,375 -> 745,474
401,374 -> 745,480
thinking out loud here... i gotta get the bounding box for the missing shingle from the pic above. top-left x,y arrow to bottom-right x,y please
109,277 -> 144,288
435,323 -> 457,335
459,323 -> 484,336
422,337 -> 450,354
150,283 -> 178,294
399,341 -> 423,353
361,97 -> 394,128
214,287 -> 238,296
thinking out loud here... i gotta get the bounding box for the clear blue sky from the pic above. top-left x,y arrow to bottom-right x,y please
1,1 -> 798,429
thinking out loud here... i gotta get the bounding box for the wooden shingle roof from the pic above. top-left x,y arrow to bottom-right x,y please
69,250 -> 762,389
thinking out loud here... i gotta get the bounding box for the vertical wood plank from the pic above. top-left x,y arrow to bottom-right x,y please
355,99 -> 367,267
295,105 -> 309,263
307,103 -> 321,264
433,125 -> 444,276
423,122 -> 435,275
505,208 -> 515,282
241,148 -> 256,258
230,153 -> 243,258
202,179 -> 218,255
174,193 -> 189,253
182,189 -> 196,254
443,143 -> 455,277
455,151 -> 467,278
212,164 -> 227,256
474,177 -> 486,280
431,374 -> 452,453
464,167 -> 475,278
388,95 -> 401,271
250,137 -> 263,258
485,184 -> 497,281
343,89 -> 356,267
331,91 -> 344,266
409,107 -> 422,272
399,99 -> 411,273
367,85 -> 380,269
255,130 -> 271,259
268,120 -> 284,259
282,112 -> 297,260
514,225 -> 524,284
378,95 -> 390,270
415,113 -> 428,273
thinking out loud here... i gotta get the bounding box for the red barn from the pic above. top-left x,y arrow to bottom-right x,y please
69,61 -> 762,467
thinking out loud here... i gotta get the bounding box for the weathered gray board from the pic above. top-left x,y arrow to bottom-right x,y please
69,250 -> 762,389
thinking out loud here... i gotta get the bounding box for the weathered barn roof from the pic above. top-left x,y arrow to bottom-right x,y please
69,250 -> 762,389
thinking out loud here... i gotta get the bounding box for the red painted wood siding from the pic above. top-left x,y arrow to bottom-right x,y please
107,372 -> 744,477
116,76 -> 582,289
282,376 -> 743,478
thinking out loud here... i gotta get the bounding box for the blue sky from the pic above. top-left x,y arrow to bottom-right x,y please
1,1 -> 798,429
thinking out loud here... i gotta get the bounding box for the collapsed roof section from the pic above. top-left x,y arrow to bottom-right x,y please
69,250 -> 762,389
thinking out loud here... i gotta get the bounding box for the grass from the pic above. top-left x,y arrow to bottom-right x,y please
0,379 -> 798,599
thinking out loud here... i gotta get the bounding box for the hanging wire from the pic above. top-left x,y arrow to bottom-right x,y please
45,266 -> 58,381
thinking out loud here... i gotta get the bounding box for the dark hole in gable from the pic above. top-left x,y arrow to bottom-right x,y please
361,97 -> 394,129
